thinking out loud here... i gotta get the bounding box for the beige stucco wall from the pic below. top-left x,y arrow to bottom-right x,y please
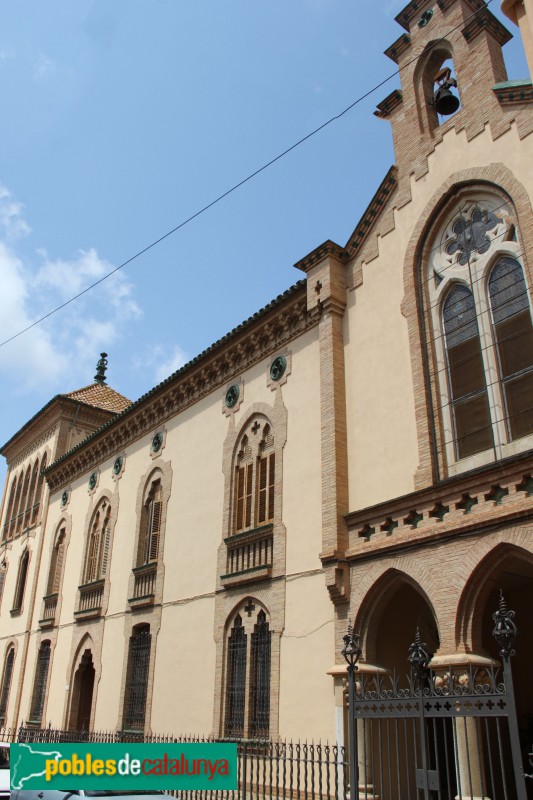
19,322 -> 330,738
278,572 -> 335,741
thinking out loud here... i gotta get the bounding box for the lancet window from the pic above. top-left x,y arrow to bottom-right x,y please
223,604 -> 271,740
83,500 -> 111,584
428,194 -> 533,469
123,625 -> 151,732
233,421 -> 275,534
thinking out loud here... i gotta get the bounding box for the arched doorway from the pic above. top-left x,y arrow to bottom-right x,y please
460,545 -> 533,776
353,572 -> 442,799
68,649 -> 95,731
357,569 -> 440,672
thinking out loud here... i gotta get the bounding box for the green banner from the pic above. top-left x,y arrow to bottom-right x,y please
11,742 -> 237,791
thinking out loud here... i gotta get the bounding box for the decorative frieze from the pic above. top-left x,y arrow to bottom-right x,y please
345,461 -> 533,560
46,287 -> 318,492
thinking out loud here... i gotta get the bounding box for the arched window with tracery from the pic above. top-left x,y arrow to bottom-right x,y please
0,561 -> 6,611
0,646 -> 15,725
223,603 -> 271,740
488,257 -> 533,440
12,549 -> 29,614
83,500 -> 111,584
24,460 -> 39,530
233,419 -> 275,534
137,477 -> 162,566
47,525 -> 66,596
16,468 -> 31,536
224,614 -> 247,738
31,454 -> 47,526
122,625 -> 151,732
428,193 -> 533,471
10,472 -> 23,538
3,477 -> 17,541
28,640 -> 51,725
442,284 -> 493,459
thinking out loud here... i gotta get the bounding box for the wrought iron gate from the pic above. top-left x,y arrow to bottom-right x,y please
342,594 -> 530,799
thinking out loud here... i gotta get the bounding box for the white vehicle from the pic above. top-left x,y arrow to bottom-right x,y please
0,742 -> 9,800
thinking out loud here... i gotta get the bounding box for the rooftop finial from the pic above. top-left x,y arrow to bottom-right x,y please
94,353 -> 108,385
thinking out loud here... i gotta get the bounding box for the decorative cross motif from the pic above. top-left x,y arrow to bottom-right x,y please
446,207 -> 501,266
358,524 -> 375,541
516,475 -> 533,496
251,421 -> 261,435
456,493 -> 478,514
429,502 -> 450,523
380,517 -> 398,536
404,509 -> 423,529
244,600 -> 256,617
484,484 -> 509,506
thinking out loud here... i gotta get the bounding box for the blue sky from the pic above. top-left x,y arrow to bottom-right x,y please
0,0 -> 529,484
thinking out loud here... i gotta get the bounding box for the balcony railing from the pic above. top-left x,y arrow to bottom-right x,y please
39,593 -> 58,627
75,579 -> 104,619
222,524 -> 273,586
128,562 -> 157,607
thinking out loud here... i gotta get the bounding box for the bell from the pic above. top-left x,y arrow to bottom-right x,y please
434,84 -> 460,116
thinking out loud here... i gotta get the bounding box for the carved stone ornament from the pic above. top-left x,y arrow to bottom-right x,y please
432,196 -> 512,278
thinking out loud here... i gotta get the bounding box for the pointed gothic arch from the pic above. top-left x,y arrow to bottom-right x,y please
355,568 -> 440,670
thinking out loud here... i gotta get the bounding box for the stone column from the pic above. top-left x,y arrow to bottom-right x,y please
328,663 -> 386,799
431,654 -> 497,800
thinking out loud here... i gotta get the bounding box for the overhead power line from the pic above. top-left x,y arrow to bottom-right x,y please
0,0 -> 494,350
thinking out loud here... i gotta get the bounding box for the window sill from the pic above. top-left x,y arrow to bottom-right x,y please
224,523 -> 273,546
221,564 -> 272,587
448,432 -> 533,477
9,608 -> 22,617
127,593 -> 155,609
38,616 -> 56,628
74,606 -> 102,621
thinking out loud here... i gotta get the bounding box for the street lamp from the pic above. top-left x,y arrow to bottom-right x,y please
342,622 -> 362,799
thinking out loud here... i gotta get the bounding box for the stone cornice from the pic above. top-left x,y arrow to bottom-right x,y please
462,7 -> 512,45
374,90 -> 404,119
1,398 -> 114,466
343,449 -> 533,561
395,0 -> 485,32
46,284 -> 319,492
384,35 -> 411,64
493,80 -> 533,106
293,240 -> 348,274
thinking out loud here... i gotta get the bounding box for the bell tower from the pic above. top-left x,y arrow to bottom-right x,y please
374,0 -> 533,204
502,0 -> 533,77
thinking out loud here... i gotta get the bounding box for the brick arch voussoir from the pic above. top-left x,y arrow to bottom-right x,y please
455,527 -> 533,654
352,557 -> 441,662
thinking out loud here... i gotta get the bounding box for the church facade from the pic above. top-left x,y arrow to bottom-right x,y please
0,0 -> 532,758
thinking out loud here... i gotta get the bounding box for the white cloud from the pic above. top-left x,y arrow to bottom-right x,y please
0,185 -> 31,240
132,343 -> 189,384
35,248 -> 142,323
0,183 -> 144,394
155,345 -> 188,383
33,54 -> 55,81
0,242 -> 63,391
